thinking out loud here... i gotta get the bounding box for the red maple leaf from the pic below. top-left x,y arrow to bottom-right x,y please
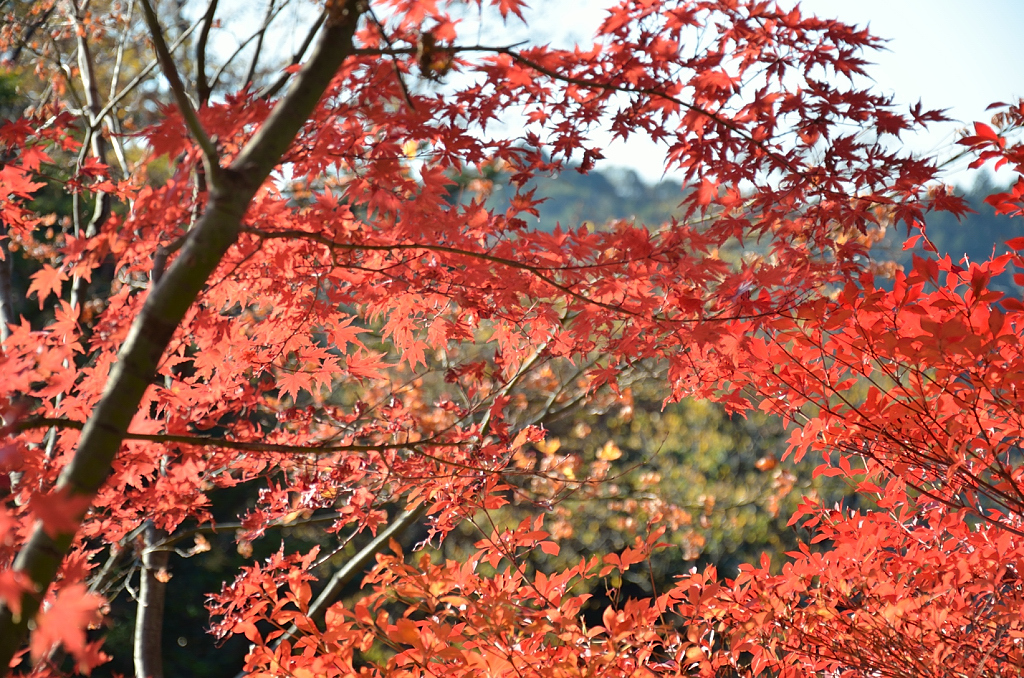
277,367 -> 312,403
0,571 -> 30,618
0,165 -> 45,199
29,583 -> 105,663
19,146 -> 51,172
29,488 -> 93,538
695,176 -> 718,207
27,264 -> 68,310
345,350 -> 391,380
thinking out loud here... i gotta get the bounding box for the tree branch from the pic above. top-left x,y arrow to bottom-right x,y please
241,226 -> 796,325
494,47 -> 820,187
244,0 -> 276,88
195,0 -> 220,106
7,4 -> 55,66
11,417 -> 466,455
250,504 -> 426,666
0,1 -> 366,669
232,1 -> 364,179
94,15 -> 204,125
156,511 -> 343,550
106,0 -> 136,104
305,504 -> 425,628
139,0 -> 221,184
0,228 -> 15,341
260,9 -> 327,100
209,2 -> 289,96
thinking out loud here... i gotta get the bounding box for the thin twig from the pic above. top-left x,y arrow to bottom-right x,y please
139,0 -> 221,184
195,0 -> 220,105
209,1 -> 289,95
95,16 -> 204,124
241,226 -> 813,325
12,417 -> 468,454
260,8 -> 327,99
107,0 -> 136,103
365,6 -> 415,111
244,0 -> 276,87
155,511 -> 344,549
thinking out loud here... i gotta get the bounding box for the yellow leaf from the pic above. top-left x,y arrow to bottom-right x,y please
597,440 -> 622,461
535,437 -> 561,455
685,646 -> 706,661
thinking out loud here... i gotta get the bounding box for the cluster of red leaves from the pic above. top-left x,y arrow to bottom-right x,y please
211,517 -> 676,678
668,104 -> 1024,676
0,0 -> 1019,676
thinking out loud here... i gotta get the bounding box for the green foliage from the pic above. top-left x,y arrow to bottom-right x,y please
434,377 -> 853,603
451,163 -> 688,231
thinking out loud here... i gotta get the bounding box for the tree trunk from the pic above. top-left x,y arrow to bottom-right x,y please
134,524 -> 168,678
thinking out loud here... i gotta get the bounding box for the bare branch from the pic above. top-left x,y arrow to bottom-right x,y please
244,0 -> 276,88
0,230 -> 14,341
134,523 -> 168,678
95,16 -> 204,124
139,0 -> 221,184
195,0 -> 219,105
261,8 -> 327,100
7,3 -> 55,66
156,511 -> 344,549
107,0 -> 136,103
208,1 -> 289,95
264,505 -> 425,652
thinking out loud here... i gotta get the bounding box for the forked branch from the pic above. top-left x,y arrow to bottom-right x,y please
139,0 -> 221,183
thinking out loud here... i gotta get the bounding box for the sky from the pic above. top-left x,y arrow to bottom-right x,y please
588,0 -> 1024,186
204,0 -> 1024,187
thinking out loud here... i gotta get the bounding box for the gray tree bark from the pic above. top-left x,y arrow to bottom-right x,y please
134,524 -> 168,678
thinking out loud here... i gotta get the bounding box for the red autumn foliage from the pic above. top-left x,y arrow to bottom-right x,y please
0,0 -> 1020,676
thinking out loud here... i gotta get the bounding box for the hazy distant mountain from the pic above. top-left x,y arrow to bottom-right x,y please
501,166 -> 1022,293
473,166 -> 690,231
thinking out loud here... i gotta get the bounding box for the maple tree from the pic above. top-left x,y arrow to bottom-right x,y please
0,0 -> 1022,675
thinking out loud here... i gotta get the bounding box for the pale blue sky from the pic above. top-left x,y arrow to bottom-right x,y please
207,0 -> 1024,186
583,0 -> 1024,185
805,0 -> 1024,186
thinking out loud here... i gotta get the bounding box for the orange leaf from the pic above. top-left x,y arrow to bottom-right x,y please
30,584 -> 105,662
27,264 -> 68,310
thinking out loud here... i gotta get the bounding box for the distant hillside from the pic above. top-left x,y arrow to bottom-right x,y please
875,176 -> 1022,293
475,167 -> 689,231
483,166 -> 1022,293
907,177 -> 1020,265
